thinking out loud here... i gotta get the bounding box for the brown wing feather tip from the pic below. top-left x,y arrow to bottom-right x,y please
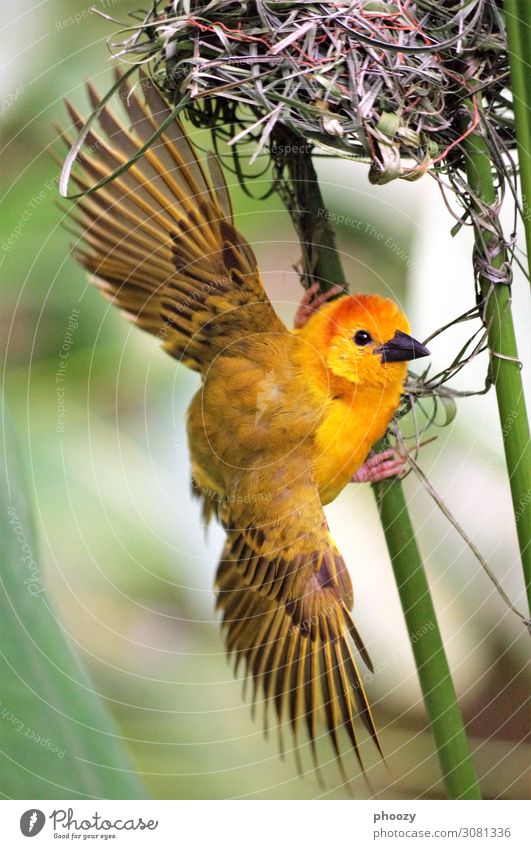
343,607 -> 375,673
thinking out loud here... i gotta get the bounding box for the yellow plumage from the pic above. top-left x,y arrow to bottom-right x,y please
58,72 -> 429,778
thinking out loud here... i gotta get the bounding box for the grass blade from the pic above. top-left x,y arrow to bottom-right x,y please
0,399 -> 147,799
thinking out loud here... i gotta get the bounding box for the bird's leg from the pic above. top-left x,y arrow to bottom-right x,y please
293,281 -> 344,329
352,449 -> 407,483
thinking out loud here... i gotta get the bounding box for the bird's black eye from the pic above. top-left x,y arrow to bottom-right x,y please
354,330 -> 372,346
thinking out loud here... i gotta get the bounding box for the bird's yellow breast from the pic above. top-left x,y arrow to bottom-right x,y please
312,385 -> 400,504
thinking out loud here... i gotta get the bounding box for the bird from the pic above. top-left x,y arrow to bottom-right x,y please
57,71 -> 430,780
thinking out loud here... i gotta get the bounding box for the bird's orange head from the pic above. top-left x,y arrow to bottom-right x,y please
298,292 -> 429,392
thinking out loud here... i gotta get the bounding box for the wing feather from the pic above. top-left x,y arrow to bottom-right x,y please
57,72 -> 285,372
215,459 -> 381,775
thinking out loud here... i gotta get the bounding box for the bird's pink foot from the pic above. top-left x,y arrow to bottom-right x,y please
293,281 -> 344,329
352,449 -> 407,483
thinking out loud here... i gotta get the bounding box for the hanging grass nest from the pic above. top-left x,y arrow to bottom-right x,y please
108,0 -> 513,183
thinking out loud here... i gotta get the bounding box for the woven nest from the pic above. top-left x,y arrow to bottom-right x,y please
109,0 -> 512,183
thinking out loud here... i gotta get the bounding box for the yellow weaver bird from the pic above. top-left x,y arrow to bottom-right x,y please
58,73 -> 429,776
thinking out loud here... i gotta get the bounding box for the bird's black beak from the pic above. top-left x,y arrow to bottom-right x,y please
374,330 -> 430,363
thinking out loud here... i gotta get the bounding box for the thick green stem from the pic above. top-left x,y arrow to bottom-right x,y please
462,120 -> 531,615
279,147 -> 481,798
374,478 -> 481,799
504,0 -> 531,261
271,126 -> 347,290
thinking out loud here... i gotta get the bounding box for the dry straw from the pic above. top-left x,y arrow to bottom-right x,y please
107,1 -> 512,182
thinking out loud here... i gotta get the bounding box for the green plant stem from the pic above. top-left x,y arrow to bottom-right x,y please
462,120 -> 531,615
504,0 -> 531,261
374,477 -> 481,799
271,127 -> 347,290
280,150 -> 481,798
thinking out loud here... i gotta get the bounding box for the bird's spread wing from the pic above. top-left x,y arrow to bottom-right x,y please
57,72 -> 285,371
215,456 -> 381,772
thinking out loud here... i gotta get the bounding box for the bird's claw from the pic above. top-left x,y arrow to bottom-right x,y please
293,281 -> 344,329
352,449 -> 407,483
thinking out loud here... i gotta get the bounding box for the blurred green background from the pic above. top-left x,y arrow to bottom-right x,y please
1,0 -> 529,800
